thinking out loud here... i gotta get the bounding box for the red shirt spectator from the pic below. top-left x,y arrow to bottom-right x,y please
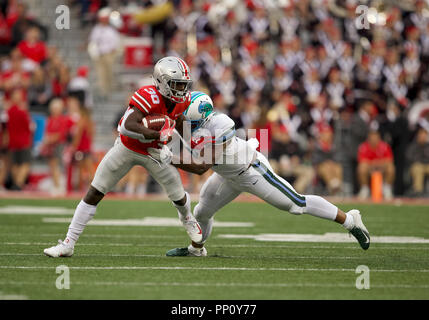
18,40 -> 47,63
0,69 -> 30,99
45,114 -> 69,144
358,140 -> 393,163
76,126 -> 92,153
17,27 -> 47,64
7,104 -> 32,150
0,13 -> 11,45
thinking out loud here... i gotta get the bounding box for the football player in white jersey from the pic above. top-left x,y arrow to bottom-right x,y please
167,92 -> 370,257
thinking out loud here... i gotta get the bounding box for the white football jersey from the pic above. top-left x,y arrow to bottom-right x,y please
193,113 -> 258,178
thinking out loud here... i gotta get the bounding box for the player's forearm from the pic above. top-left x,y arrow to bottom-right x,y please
123,120 -> 160,140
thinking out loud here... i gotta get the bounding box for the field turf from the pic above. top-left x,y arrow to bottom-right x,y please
0,198 -> 428,300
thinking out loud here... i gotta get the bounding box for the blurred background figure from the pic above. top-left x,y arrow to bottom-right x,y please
17,26 -> 47,67
40,98 -> 68,196
0,104 -> 8,191
6,88 -> 33,190
68,98 -> 95,191
88,7 -> 121,100
68,65 -> 92,109
357,130 -> 395,200
407,128 -> 429,197
313,124 -> 343,195
268,116 -> 314,195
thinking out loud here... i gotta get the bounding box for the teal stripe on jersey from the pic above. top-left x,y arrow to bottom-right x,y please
252,160 -> 306,207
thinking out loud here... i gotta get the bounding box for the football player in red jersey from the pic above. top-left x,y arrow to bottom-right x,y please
44,57 -> 203,257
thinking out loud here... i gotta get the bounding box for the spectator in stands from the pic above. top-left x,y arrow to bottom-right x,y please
69,99 -> 95,191
0,7 -> 11,55
28,65 -> 52,111
0,49 -> 30,106
349,101 -> 376,183
313,124 -> 343,195
40,98 -> 68,195
269,118 -> 314,195
408,128 -> 429,196
68,65 -> 92,108
88,7 -> 121,99
17,26 -> 47,66
7,1 -> 47,47
0,107 -> 8,191
326,67 -> 346,110
6,88 -> 33,190
357,130 -> 395,200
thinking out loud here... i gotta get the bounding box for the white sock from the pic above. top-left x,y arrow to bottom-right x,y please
304,195 -> 338,220
173,192 -> 191,219
194,203 -> 213,243
188,244 -> 204,253
64,200 -> 97,247
342,213 -> 354,230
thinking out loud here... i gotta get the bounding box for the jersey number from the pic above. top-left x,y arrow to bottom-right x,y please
144,88 -> 160,104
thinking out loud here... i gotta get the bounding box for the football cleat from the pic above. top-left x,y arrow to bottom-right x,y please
348,210 -> 370,250
43,240 -> 74,257
179,214 -> 203,243
166,245 -> 207,257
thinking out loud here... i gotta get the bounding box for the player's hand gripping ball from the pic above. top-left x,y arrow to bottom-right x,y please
142,114 -> 176,143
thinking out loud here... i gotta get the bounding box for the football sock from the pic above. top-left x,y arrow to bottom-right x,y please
342,213 -> 354,230
174,192 -> 191,219
64,200 -> 97,248
304,195 -> 338,221
193,203 -> 213,243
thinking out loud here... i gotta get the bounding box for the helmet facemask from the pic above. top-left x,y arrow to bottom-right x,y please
168,79 -> 193,103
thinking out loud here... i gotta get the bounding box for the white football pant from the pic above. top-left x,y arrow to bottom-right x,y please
194,152 -> 338,243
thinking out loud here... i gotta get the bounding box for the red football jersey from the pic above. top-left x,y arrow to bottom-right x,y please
119,85 -> 190,155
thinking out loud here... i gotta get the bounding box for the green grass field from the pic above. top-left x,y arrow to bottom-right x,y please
0,198 -> 428,300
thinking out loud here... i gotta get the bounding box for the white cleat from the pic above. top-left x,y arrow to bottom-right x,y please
179,214 -> 203,243
43,240 -> 74,257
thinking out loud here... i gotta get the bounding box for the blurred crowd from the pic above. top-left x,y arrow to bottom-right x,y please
144,0 -> 429,199
0,0 -> 95,194
1,0 -> 429,200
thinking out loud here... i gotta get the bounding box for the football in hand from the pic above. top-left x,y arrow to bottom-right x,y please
142,114 -> 174,131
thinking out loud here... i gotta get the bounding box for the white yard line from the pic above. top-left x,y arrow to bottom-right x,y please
2,233 -> 182,239
42,217 -> 254,228
0,291 -> 28,300
0,281 -> 427,289
0,252 -> 372,260
2,242 -> 429,250
0,265 -> 428,272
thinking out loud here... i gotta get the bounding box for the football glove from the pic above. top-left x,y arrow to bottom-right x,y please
159,117 -> 176,144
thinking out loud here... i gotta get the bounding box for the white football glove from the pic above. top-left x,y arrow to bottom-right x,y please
159,145 -> 173,164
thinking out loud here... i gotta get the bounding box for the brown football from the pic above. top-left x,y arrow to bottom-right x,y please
142,114 -> 173,131
142,115 -> 165,131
